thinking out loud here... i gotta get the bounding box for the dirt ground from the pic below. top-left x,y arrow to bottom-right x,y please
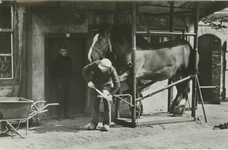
0,100 -> 228,150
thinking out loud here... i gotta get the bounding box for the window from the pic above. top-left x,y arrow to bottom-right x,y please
0,5 -> 13,79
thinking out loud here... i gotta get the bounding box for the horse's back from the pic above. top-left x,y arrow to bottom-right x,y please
137,38 -> 190,51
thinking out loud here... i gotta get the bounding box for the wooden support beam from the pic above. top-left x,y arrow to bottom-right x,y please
137,76 -> 192,102
191,2 -> 199,118
115,115 -> 195,127
137,117 -> 195,126
168,2 -> 174,112
95,8 -> 130,15
136,31 -> 196,36
131,2 -> 137,128
0,29 -> 13,32
196,75 -> 207,123
143,11 -> 194,17
169,2 -> 174,32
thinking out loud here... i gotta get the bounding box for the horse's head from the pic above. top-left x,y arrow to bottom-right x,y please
88,27 -> 112,62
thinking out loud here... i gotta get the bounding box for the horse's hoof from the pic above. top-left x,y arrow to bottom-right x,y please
169,109 -> 174,114
173,105 -> 185,117
131,103 -> 143,119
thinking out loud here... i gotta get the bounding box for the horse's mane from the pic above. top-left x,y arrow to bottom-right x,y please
109,26 -> 189,51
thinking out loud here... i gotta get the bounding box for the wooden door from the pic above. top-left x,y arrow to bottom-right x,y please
198,34 -> 220,101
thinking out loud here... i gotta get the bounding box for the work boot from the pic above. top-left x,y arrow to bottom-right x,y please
58,116 -> 62,121
88,123 -> 97,130
63,115 -> 70,119
102,124 -> 110,131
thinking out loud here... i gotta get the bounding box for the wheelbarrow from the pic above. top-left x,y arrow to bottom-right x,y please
0,97 -> 58,138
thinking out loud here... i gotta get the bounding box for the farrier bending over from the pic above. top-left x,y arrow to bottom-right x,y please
82,58 -> 120,131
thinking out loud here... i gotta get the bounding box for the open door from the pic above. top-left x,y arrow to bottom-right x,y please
45,33 -> 87,118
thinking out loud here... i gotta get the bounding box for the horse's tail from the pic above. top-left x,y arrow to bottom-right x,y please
187,42 -> 199,75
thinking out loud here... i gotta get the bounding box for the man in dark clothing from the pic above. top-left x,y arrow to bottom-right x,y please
82,58 -> 120,131
52,45 -> 72,120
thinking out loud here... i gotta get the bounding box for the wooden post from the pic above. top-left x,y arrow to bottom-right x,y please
192,2 -> 199,117
115,98 -> 120,119
169,2 -> 174,32
196,75 -> 207,123
131,3 -> 137,127
115,3 -> 120,25
137,76 -> 192,102
168,2 -> 174,112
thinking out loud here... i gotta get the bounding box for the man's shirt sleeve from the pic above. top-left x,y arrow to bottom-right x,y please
110,67 -> 120,95
82,61 -> 96,83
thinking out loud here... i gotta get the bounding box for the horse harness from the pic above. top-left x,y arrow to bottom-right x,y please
92,33 -> 112,59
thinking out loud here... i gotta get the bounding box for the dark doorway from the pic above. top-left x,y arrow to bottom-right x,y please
45,33 -> 87,117
198,34 -> 221,101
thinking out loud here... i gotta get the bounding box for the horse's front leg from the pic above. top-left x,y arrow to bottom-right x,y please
170,80 -> 190,116
170,93 -> 185,116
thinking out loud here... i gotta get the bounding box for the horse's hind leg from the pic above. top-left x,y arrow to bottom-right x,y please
170,78 -> 190,116
125,78 -> 143,118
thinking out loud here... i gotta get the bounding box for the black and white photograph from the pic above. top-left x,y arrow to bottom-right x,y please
0,0 -> 228,149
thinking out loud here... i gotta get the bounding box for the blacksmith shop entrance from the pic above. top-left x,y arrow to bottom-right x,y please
45,33 -> 87,118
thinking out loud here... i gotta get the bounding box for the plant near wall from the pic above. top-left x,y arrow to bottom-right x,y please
201,17 -> 227,30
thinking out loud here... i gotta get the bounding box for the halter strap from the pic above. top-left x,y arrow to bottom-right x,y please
92,42 -> 109,58
91,29 -> 112,59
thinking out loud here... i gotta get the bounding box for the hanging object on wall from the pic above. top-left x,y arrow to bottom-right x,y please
66,33 -> 70,38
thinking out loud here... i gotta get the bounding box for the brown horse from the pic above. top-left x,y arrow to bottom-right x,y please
88,26 -> 199,116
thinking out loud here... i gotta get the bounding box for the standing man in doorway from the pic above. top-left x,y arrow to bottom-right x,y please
82,58 -> 120,131
52,45 -> 72,120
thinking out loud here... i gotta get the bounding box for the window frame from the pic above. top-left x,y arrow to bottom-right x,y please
0,5 -> 14,80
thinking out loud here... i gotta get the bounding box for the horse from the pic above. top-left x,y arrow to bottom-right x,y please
88,26 -> 199,116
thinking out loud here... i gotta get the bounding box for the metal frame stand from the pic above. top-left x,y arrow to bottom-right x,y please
114,2 -> 207,127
